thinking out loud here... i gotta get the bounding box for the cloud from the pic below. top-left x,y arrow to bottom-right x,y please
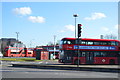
65,25 -> 75,32
101,26 -> 118,34
28,16 -> 45,23
58,24 -> 75,33
59,30 -> 65,33
101,27 -> 109,31
84,12 -> 106,20
114,24 -> 118,29
13,7 -> 32,15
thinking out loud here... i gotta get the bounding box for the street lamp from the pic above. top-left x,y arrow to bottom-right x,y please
73,14 -> 78,38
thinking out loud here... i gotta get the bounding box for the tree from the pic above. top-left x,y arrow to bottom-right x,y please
47,40 -> 60,46
56,40 -> 60,45
47,41 -> 54,46
104,34 -> 117,40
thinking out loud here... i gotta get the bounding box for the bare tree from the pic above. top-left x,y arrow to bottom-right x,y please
56,40 -> 60,45
104,34 -> 117,40
47,41 -> 54,46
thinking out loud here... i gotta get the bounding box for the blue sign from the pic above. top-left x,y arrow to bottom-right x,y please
74,45 -> 116,50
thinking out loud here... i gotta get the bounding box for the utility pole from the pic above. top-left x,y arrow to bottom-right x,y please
16,32 -> 19,55
16,32 -> 19,42
53,35 -> 56,60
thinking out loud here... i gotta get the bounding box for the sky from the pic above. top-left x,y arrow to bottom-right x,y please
1,2 -> 118,47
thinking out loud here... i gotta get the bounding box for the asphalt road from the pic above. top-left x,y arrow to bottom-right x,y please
1,61 -> 119,78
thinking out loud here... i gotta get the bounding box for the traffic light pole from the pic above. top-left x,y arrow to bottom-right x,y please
77,24 -> 82,67
77,38 -> 80,67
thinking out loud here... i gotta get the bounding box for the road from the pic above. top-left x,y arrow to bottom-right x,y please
1,61 -> 119,78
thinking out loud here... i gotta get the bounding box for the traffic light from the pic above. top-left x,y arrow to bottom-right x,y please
78,24 -> 82,38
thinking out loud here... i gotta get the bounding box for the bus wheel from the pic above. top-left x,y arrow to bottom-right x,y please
74,60 -> 80,65
109,59 -> 115,64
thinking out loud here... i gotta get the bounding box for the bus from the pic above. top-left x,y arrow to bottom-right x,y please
59,38 -> 120,64
26,48 -> 34,57
4,47 -> 34,57
4,47 -> 25,57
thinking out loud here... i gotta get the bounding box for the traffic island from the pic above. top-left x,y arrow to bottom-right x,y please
11,63 -> 120,73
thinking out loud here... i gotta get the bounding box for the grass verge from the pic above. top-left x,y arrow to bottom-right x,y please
0,57 -> 43,61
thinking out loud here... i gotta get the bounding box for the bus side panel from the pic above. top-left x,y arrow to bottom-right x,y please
73,57 -> 86,64
79,57 -> 86,64
4,50 -> 10,57
94,57 -> 118,64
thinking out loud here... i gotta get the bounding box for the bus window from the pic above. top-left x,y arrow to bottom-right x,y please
67,41 -> 71,44
100,41 -> 107,45
63,40 -> 67,44
87,41 -> 93,45
101,52 -> 106,57
108,53 -> 116,57
74,51 -> 78,57
111,41 -> 116,45
81,41 -> 86,44
94,52 -> 100,57
11,52 -> 16,54
11,52 -> 19,54
81,52 -> 85,57
69,40 -> 75,44
22,52 -> 26,54
108,41 -> 111,45
93,41 -> 100,45
115,42 -> 118,46
28,52 -> 31,54
63,40 -> 75,44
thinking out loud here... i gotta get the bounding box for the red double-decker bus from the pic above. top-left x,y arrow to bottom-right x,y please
4,47 -> 25,57
4,47 -> 34,57
26,48 -> 34,57
59,38 -> 120,64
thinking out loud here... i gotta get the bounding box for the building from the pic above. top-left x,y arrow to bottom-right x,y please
38,45 -> 60,59
0,38 -> 24,54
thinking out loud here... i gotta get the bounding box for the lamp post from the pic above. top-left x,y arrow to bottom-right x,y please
73,14 -> 78,38
73,14 -> 79,67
